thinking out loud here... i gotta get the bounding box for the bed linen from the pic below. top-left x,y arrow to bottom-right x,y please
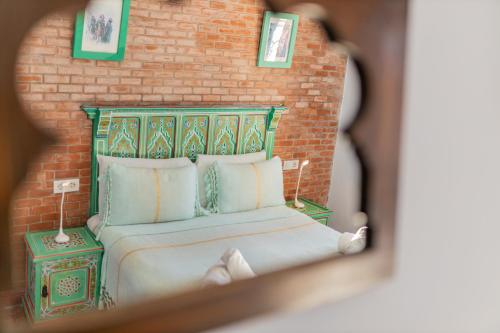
97,156 -> 192,221
101,163 -> 198,228
91,206 -> 341,308
196,151 -> 266,208
209,157 -> 285,213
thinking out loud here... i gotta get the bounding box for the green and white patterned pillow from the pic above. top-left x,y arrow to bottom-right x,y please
196,151 -> 267,209
97,155 -> 193,222
205,157 -> 286,214
96,163 -> 200,239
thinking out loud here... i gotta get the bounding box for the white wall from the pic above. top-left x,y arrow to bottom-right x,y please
211,0 -> 500,331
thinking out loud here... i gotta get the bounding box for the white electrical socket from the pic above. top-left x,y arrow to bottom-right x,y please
53,179 -> 79,194
283,160 -> 299,170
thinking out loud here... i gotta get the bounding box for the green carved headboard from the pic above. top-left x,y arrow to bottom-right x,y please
82,105 -> 286,216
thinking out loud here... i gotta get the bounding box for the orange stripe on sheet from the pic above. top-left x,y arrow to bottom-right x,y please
152,168 -> 161,223
251,163 -> 261,209
115,221 -> 316,301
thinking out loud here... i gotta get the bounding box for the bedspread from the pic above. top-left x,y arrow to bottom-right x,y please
93,206 -> 341,307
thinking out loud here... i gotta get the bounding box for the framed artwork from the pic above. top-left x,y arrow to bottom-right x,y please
257,11 -> 299,68
73,0 -> 131,61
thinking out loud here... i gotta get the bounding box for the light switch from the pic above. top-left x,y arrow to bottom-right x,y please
283,160 -> 299,170
53,179 -> 80,194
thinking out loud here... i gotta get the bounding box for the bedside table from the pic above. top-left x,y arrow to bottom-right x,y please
286,198 -> 333,225
23,227 -> 103,323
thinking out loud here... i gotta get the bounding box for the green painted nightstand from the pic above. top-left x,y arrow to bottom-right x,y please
286,198 -> 333,225
23,227 -> 103,323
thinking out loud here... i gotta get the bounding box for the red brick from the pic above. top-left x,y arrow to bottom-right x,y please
17,75 -> 43,82
45,75 -> 70,84
16,84 -> 29,93
59,85 -> 83,93
84,86 -> 108,93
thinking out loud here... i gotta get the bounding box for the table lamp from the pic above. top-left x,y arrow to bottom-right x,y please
54,181 -> 71,243
294,160 -> 310,209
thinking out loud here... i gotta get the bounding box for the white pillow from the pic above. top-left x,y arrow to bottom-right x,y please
212,157 -> 285,214
196,151 -> 266,208
101,164 -> 197,227
97,155 -> 192,219
86,214 -> 100,235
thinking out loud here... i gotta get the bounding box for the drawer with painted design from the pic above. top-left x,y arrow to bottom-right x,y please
23,227 -> 103,323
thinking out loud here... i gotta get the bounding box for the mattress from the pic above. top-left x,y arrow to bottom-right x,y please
90,206 -> 341,307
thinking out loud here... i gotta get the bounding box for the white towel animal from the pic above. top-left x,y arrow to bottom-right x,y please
338,227 -> 368,254
202,248 -> 256,287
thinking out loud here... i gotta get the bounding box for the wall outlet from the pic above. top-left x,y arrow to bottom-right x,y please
283,160 -> 299,170
53,179 -> 79,194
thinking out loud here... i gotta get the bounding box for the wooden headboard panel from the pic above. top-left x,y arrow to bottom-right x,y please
82,105 -> 286,216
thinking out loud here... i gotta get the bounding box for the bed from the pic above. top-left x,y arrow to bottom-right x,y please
82,105 -> 341,307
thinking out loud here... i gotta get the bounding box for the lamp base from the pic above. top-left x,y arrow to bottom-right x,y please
294,200 -> 305,209
54,231 -> 70,244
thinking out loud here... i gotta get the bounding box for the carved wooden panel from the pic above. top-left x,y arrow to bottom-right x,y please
241,115 -> 266,154
107,117 -> 140,158
180,116 -> 209,161
213,115 -> 239,155
145,117 -> 176,159
40,254 -> 99,320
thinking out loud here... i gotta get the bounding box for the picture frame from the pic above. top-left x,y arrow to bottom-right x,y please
73,0 -> 131,61
257,11 -> 299,68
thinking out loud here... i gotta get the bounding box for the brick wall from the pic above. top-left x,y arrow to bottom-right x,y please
10,0 -> 346,290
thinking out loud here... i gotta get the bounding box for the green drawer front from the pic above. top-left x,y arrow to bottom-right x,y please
39,253 -> 101,320
50,268 -> 89,307
315,218 -> 328,225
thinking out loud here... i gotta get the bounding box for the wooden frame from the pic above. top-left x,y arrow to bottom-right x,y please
257,11 -> 299,68
0,0 -> 407,332
72,0 -> 131,61
81,105 -> 285,216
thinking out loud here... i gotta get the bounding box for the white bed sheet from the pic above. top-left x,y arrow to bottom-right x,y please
89,206 -> 341,307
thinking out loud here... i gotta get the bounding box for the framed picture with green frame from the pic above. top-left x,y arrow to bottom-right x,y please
73,0 -> 131,61
257,11 -> 299,68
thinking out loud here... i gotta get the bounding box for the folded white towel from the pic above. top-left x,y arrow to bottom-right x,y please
202,248 -> 256,287
221,248 -> 256,280
338,227 -> 367,254
202,264 -> 232,287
